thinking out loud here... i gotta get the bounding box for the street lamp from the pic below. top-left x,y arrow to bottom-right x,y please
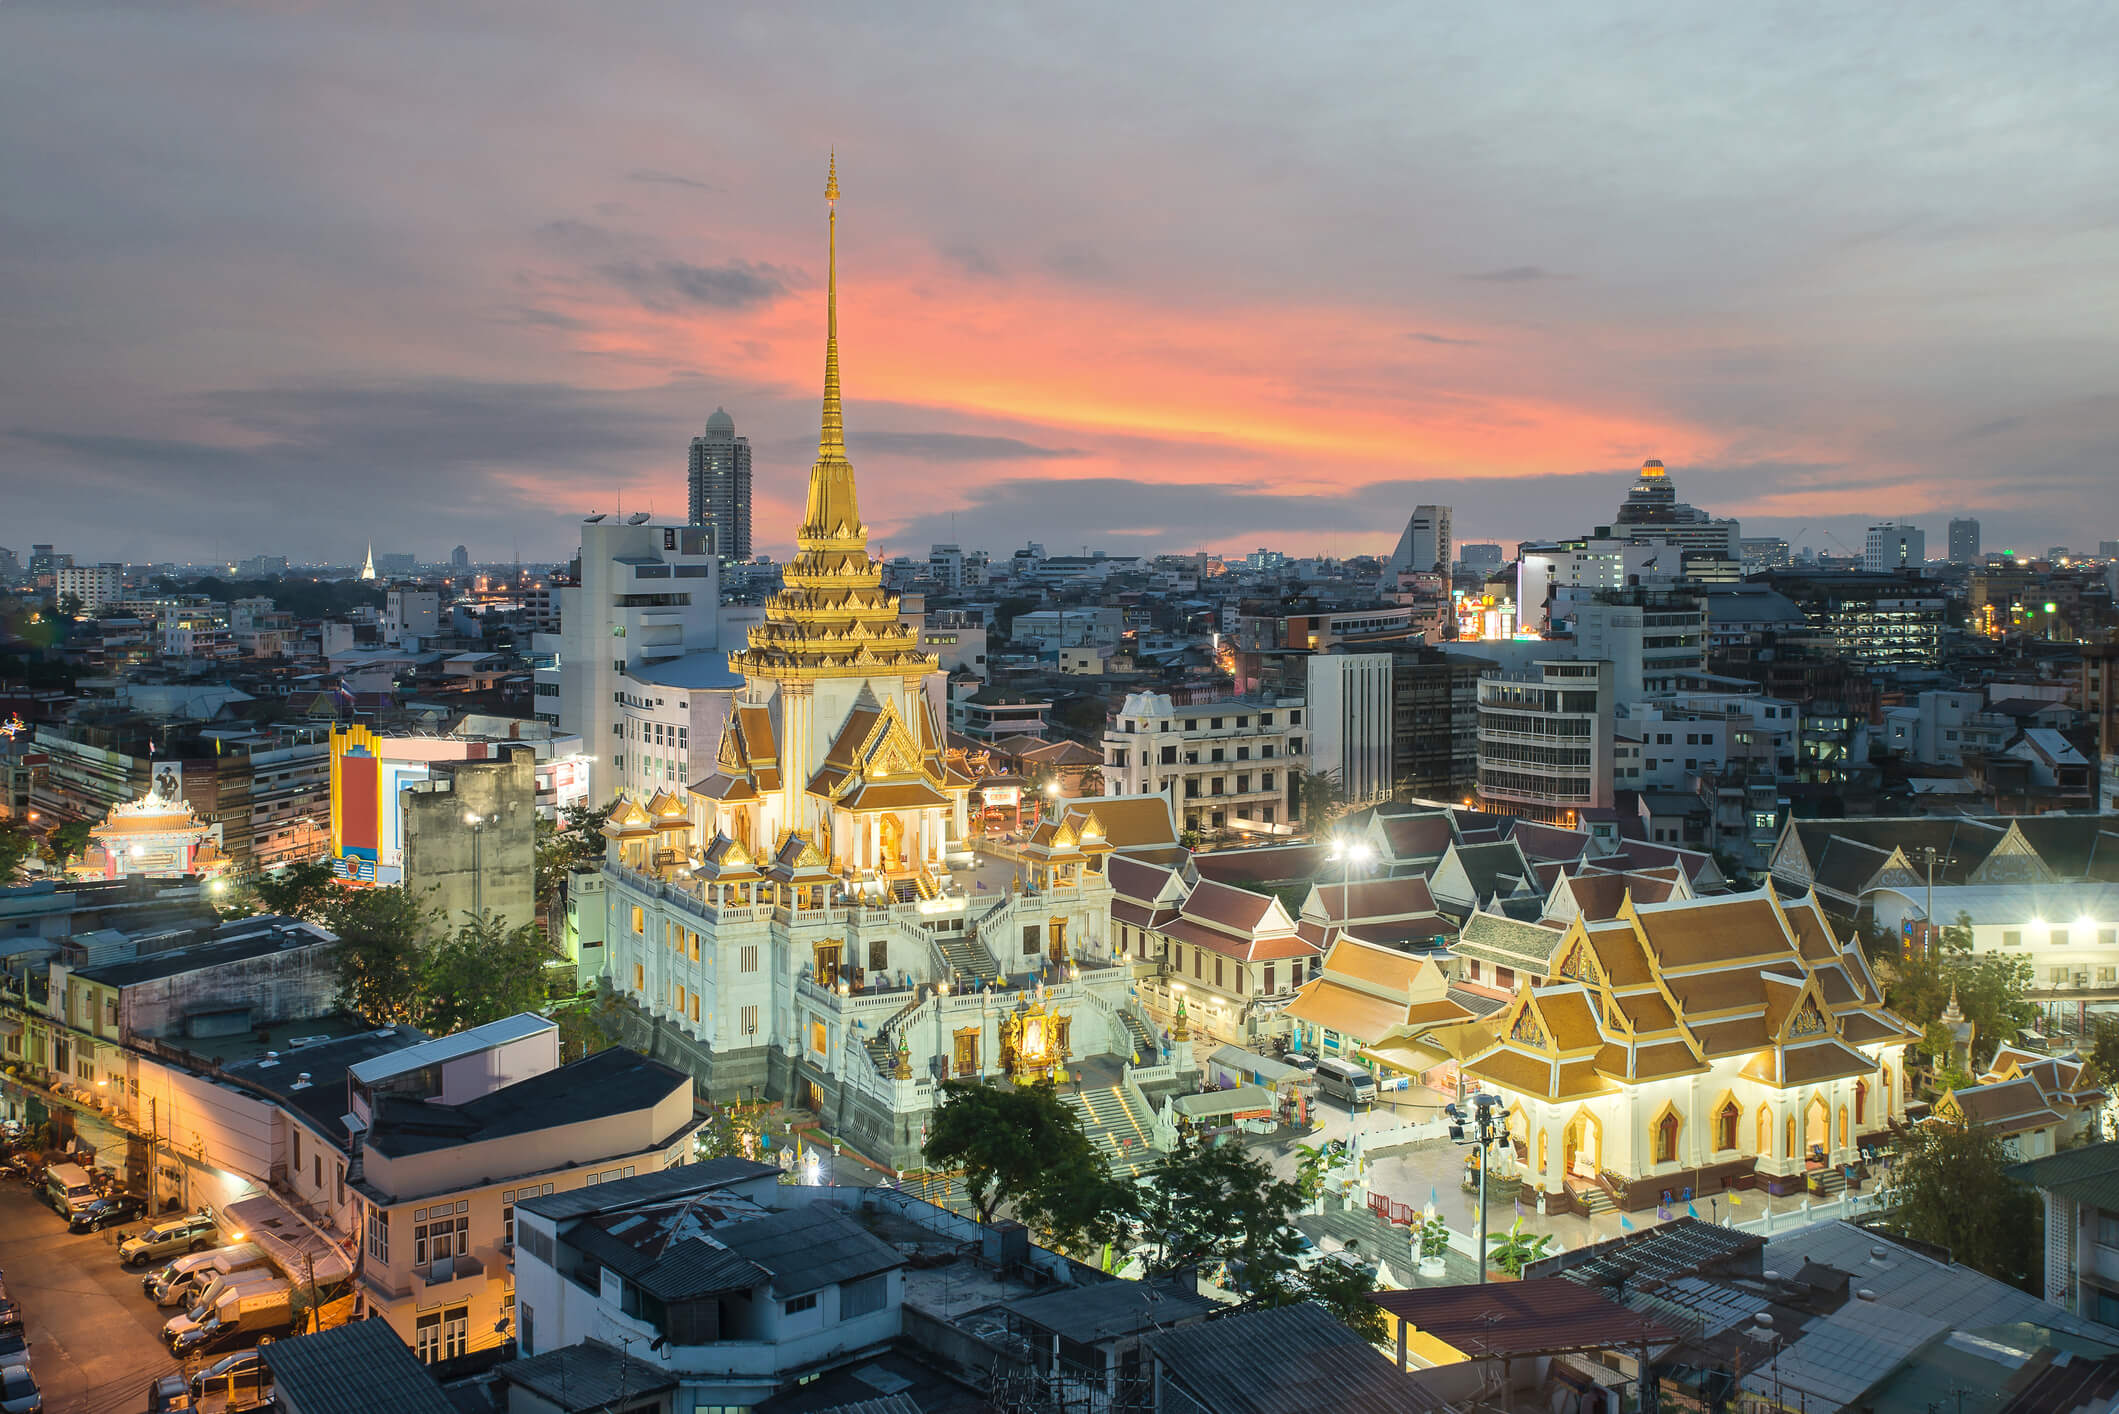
1444,1091 -> 1515,1283
1327,837 -> 1373,917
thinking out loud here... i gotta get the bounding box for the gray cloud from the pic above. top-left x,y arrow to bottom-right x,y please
596,259 -> 791,311
1955,414 -> 2027,442
1460,266 -> 1562,283
1407,332 -> 1480,346
1041,242 -> 1117,284
938,242 -> 1003,278
858,432 -> 1086,461
626,168 -> 715,191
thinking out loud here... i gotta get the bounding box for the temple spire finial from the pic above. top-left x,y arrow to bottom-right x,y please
819,152 -> 844,457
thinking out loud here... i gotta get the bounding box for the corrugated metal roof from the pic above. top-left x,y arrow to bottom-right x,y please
496,1338 -> 678,1411
517,1157 -> 779,1222
1147,1302 -> 1446,1414
346,1011 -> 555,1084
717,1204 -> 904,1298
260,1318 -> 458,1414
1738,1301 -> 1948,1409
1370,1278 -> 1679,1358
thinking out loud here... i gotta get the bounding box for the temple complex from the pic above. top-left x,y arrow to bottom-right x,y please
1462,886 -> 1917,1212
599,161 -> 1163,1167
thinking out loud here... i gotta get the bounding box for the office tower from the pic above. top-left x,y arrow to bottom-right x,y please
687,406 -> 753,562
1457,543 -> 1504,572
1385,505 -> 1451,576
554,518 -> 723,803
1863,522 -> 1925,573
451,544 -> 470,569
1948,518 -> 1981,565
1605,460 -> 1740,556
2048,546 -> 2070,564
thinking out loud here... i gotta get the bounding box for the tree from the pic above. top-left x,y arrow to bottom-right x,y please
322,886 -> 438,1026
0,823 -> 32,885
420,913 -> 560,1033
1884,1116 -> 2041,1291
1293,768 -> 1346,833
48,819 -> 92,864
251,860 -> 340,922
536,799 -> 614,917
2087,1017 -> 2119,1093
1138,1132 -> 1380,1337
924,1081 -> 1123,1251
1884,946 -> 2033,1075
990,596 -> 1040,642
1488,1218 -> 1555,1277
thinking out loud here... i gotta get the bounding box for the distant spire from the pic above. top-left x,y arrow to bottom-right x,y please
819,151 -> 844,457
360,543 -> 376,581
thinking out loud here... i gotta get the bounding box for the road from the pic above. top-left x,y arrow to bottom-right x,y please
0,1182 -> 186,1414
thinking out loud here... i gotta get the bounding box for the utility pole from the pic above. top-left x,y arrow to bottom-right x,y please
1446,1091 -> 1515,1282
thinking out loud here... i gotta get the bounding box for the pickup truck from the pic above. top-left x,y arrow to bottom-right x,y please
165,1281 -> 292,1358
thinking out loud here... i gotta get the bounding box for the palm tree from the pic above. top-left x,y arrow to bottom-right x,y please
1294,768 -> 1346,834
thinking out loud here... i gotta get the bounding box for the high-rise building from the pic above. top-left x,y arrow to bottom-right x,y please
1385,505 -> 1451,577
1457,543 -> 1504,572
1948,518 -> 1981,564
1602,460 -> 1740,556
1572,590 -> 1707,699
1863,522 -> 1925,573
687,406 -> 753,562
450,544 -> 470,569
554,518 -> 724,802
54,562 -> 123,614
1475,659 -> 1615,823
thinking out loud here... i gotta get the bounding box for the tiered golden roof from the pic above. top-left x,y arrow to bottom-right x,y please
731,155 -> 936,683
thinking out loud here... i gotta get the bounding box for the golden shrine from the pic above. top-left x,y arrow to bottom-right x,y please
688,155 -> 972,901
1000,1001 -> 1072,1083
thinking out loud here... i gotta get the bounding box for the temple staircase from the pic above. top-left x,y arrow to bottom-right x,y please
1067,1083 -> 1160,1177
864,994 -> 927,1076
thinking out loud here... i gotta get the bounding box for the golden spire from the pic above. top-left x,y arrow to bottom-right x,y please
728,152 -> 936,684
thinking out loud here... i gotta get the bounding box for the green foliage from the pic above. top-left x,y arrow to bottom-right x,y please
1884,1116 -> 2041,1291
536,800 -> 614,913
1488,1217 -> 1553,1277
1177,828 -> 1204,851
1418,1213 -> 1452,1261
1137,1133 -> 1381,1337
162,575 -> 383,621
251,860 -> 341,922
549,992 -> 618,1063
2087,1017 -> 2119,1093
924,1080 -> 1122,1251
420,913 -> 559,1034
0,823 -> 32,884
990,596 -> 1040,641
321,885 -> 439,1026
1885,944 -> 2033,1074
49,819 -> 93,863
1294,768 -> 1346,832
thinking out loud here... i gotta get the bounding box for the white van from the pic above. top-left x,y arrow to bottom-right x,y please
1312,1057 -> 1376,1106
42,1161 -> 98,1215
147,1243 -> 266,1307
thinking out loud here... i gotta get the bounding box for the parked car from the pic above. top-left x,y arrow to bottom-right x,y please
118,1212 -> 219,1268
189,1347 -> 272,1403
0,1362 -> 40,1414
67,1192 -> 148,1234
0,1300 -> 17,1335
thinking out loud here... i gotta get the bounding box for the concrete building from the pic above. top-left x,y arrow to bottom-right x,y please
1865,522 -> 1927,573
552,518 -> 724,802
1475,660 -> 1614,824
1571,590 -> 1707,700
1389,646 -> 1483,803
1880,689 -> 2015,766
1385,504 -> 1451,576
1102,692 -> 1302,837
400,744 -> 537,932
1949,517 -> 1982,565
1600,460 -> 1739,556
1305,651 -> 1393,811
2010,1141 -> 2119,1322
614,655 -> 746,801
687,407 -> 753,563
918,610 -> 988,677
54,562 -> 123,613
1457,542 -> 1504,573
341,1020 -> 704,1362
383,588 -> 440,644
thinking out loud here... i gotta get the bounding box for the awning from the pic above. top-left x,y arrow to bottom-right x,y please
1361,1037 -> 1451,1076
1172,1083 -> 1277,1122
223,1192 -> 354,1285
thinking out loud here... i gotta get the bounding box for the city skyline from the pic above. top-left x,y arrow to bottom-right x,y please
4,3 -> 2115,564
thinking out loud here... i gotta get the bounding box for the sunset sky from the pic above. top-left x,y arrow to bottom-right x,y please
5,2 -> 2116,567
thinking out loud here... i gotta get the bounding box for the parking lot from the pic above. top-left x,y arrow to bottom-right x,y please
0,1182 -> 188,1414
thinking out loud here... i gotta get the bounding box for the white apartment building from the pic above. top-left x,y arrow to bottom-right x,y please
1101,692 -> 1302,836
1867,883 -> 2119,1010
384,588 -> 441,645
1881,689 -> 2015,767
1571,592 -> 1707,700
613,655 -> 747,800
1475,660 -> 1615,824
1305,651 -> 1393,810
1865,522 -> 1927,573
55,562 -> 123,613
1011,606 -> 1123,655
550,519 -> 725,803
919,611 -> 988,677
